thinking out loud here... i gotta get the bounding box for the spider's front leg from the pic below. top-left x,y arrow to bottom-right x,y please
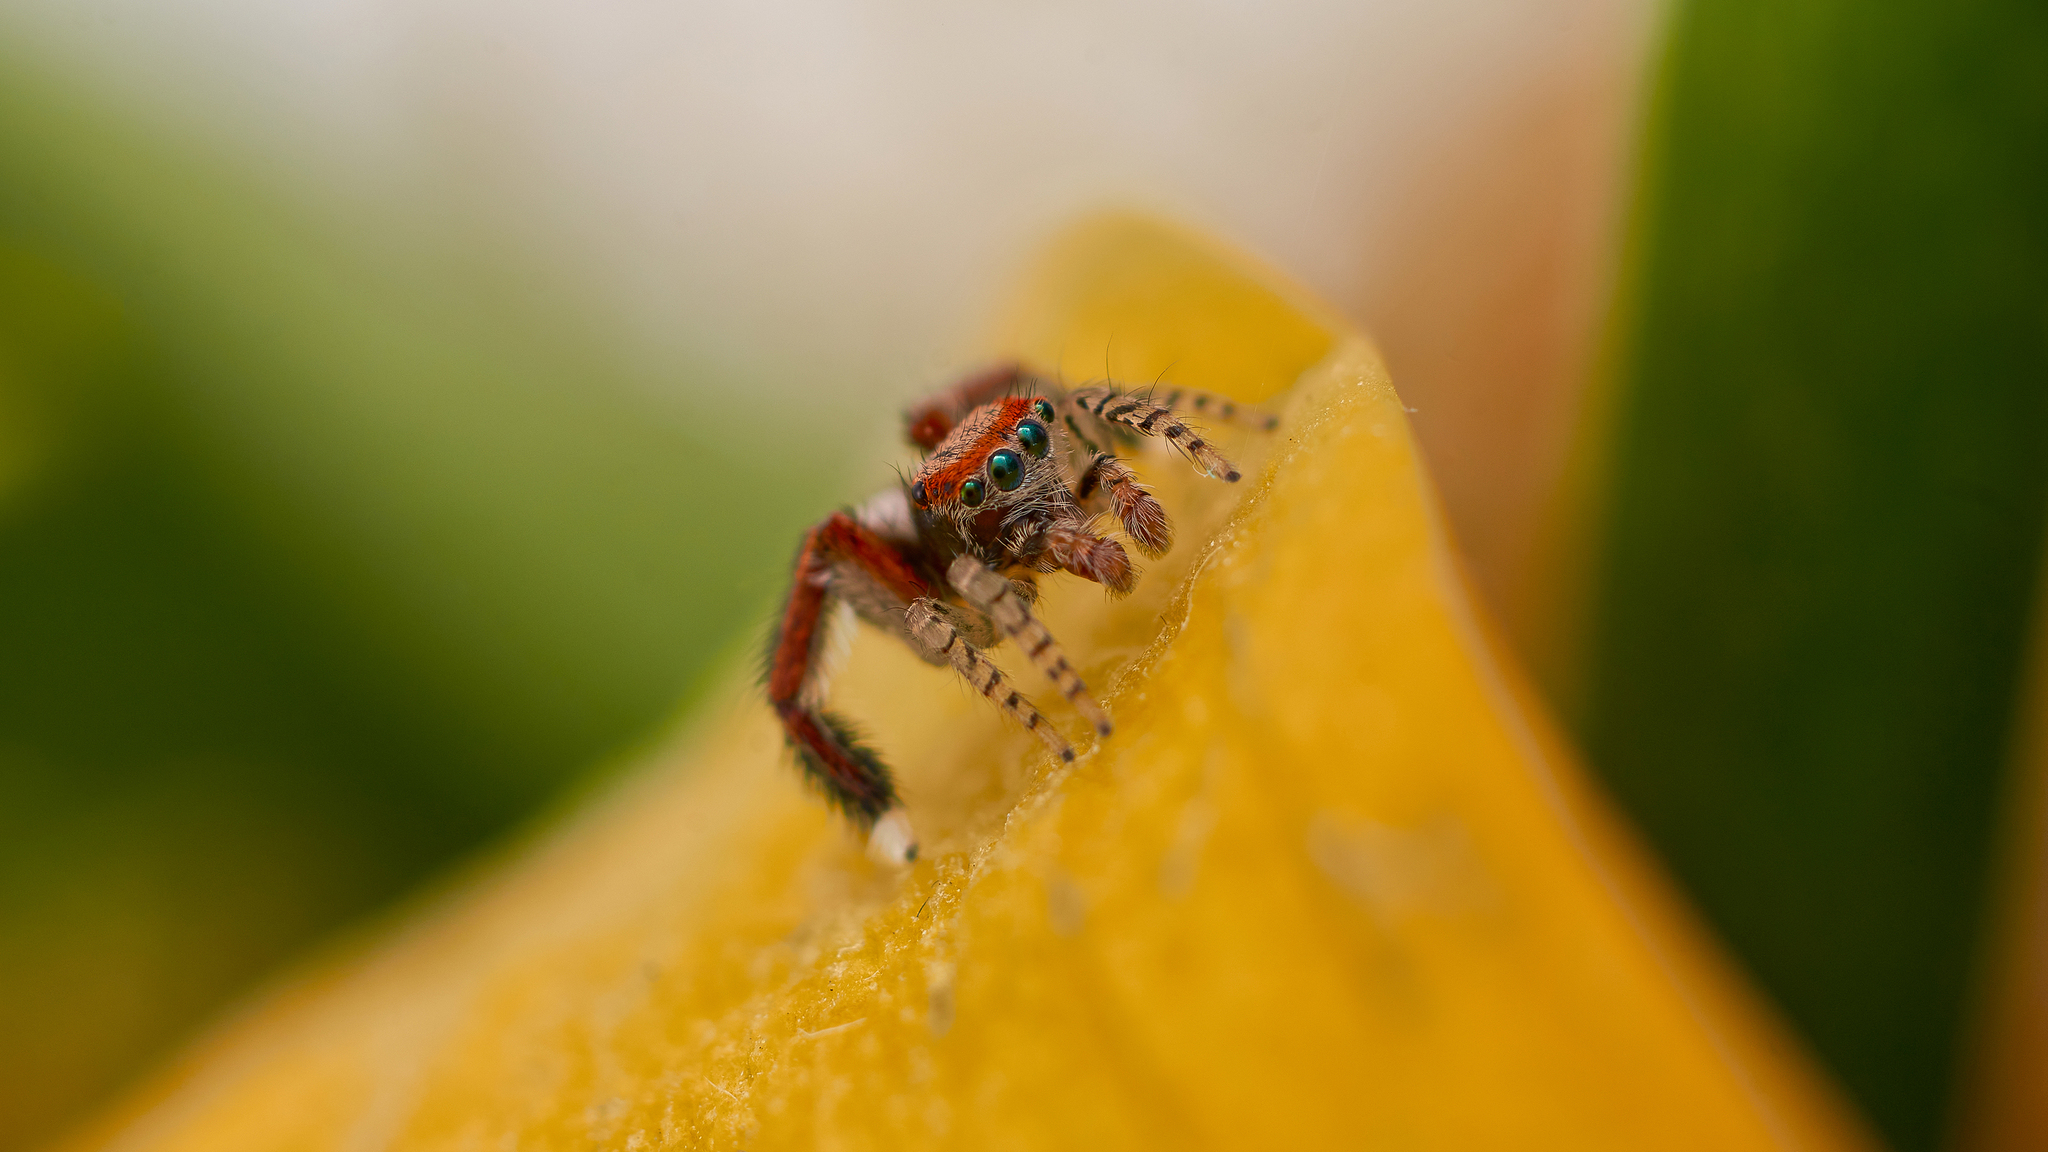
1068,386 -> 1269,483
768,510 -> 931,862
946,555 -> 1114,738
1146,385 -> 1282,432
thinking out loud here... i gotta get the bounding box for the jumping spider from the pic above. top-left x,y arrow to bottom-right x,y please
767,362 -> 1277,863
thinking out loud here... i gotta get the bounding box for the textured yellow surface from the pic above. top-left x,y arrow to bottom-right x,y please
70,216 -> 1877,1151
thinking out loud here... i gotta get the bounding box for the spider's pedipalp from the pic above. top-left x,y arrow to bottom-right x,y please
1077,451 -> 1171,556
1043,518 -> 1134,596
947,556 -> 1112,738
906,597 -> 1073,762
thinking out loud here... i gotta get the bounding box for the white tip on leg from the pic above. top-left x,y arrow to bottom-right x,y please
867,807 -> 918,867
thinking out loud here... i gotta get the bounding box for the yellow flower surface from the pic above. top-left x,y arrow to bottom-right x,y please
70,216 -> 1878,1151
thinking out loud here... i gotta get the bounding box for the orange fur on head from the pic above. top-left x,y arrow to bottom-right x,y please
915,397 -> 1034,504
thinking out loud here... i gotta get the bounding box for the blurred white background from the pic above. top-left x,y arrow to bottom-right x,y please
7,0 -> 1651,630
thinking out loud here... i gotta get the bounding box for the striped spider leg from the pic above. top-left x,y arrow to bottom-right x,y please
768,364 -> 1277,864
1063,384 -> 1267,482
1050,381 -> 1271,556
940,554 -> 1112,740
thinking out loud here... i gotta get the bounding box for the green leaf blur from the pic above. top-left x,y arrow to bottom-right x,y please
0,51 -> 835,1151
1579,2 -> 2048,1149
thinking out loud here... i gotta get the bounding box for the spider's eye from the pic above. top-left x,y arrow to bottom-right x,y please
911,481 -> 928,505
1016,420 -> 1050,457
1032,398 -> 1055,422
988,449 -> 1023,491
960,477 -> 986,507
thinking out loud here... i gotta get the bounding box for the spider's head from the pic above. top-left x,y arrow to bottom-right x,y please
909,396 -> 1062,533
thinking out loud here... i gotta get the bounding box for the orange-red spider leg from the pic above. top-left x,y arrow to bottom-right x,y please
903,360 -> 1027,450
767,511 -> 933,837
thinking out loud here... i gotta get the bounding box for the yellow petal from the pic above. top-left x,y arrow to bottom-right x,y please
71,214 -> 1876,1152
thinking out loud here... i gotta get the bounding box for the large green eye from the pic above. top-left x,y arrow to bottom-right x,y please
1032,398 -> 1055,422
1016,420 -> 1050,457
988,449 -> 1023,490
959,477 -> 986,507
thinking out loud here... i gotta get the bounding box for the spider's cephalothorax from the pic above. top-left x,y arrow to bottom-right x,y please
767,362 -> 1277,863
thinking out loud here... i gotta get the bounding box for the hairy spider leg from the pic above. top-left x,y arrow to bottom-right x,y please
768,511 -> 933,829
1068,386 -> 1249,483
904,599 -> 1074,762
904,360 -> 1027,451
1075,451 -> 1171,557
1147,385 -> 1282,432
947,556 -> 1114,737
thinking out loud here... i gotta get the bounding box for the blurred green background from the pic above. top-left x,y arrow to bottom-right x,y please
1576,2 -> 2048,1149
1,1 -> 2046,1151
0,50 -> 844,1150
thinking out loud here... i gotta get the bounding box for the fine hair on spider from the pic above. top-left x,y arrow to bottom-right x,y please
765,361 -> 1278,864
